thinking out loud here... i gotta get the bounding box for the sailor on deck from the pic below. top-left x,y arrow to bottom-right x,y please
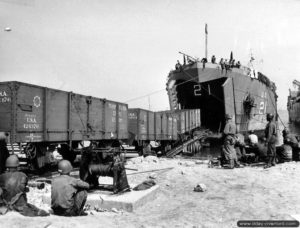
211,55 -> 216,64
219,58 -> 225,73
175,60 -> 182,72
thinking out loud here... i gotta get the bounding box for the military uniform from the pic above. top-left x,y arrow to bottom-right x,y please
0,171 -> 48,216
51,174 -> 89,216
0,140 -> 9,174
222,118 -> 239,168
265,119 -> 277,167
283,130 -> 299,161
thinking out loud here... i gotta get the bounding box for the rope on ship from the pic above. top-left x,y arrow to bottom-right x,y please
266,87 -> 286,129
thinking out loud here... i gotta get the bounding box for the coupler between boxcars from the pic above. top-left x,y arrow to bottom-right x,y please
79,144 -> 130,194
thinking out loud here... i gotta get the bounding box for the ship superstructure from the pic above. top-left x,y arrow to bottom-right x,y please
166,53 -> 277,133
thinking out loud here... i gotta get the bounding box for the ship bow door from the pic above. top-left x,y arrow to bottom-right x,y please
222,78 -> 236,127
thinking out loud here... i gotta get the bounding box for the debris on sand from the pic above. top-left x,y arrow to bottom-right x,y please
193,183 -> 207,192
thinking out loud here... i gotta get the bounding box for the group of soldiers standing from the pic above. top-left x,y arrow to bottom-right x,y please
221,113 -> 278,169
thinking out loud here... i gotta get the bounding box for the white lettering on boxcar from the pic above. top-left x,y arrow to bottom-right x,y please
25,133 -> 41,142
24,114 -> 39,129
23,123 -> 40,129
128,113 -> 137,119
0,91 -> 11,103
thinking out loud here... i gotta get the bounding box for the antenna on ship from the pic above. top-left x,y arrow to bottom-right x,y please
205,23 -> 208,59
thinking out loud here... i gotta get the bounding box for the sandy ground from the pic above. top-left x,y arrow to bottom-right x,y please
0,156 -> 299,228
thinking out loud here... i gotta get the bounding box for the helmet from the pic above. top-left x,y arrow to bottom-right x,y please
283,128 -> 289,134
58,160 -> 73,174
266,113 -> 274,120
225,114 -> 232,120
5,155 -> 19,168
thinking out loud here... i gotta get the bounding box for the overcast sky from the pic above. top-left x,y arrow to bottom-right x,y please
0,0 -> 299,111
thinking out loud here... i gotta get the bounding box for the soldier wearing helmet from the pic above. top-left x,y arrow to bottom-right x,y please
264,113 -> 277,168
221,114 -> 241,168
0,155 -> 49,216
51,160 -> 90,216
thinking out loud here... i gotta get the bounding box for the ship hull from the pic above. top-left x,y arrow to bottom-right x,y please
167,62 -> 277,133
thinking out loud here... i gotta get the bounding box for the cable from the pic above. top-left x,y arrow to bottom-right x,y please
124,73 -> 199,103
266,87 -> 286,129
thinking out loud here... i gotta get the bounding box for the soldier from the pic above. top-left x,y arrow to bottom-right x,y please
211,55 -> 216,64
201,57 -> 208,69
0,133 -> 9,174
221,114 -> 240,168
175,60 -> 182,71
143,140 -> 156,157
0,155 -> 49,216
219,58 -> 225,73
51,160 -> 90,216
248,130 -> 258,147
264,113 -> 277,168
282,128 -> 299,161
282,128 -> 298,147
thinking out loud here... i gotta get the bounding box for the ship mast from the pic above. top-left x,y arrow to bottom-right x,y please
205,23 -> 208,59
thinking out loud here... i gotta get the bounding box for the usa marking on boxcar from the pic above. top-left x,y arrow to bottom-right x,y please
23,114 -> 40,129
0,91 -> 11,103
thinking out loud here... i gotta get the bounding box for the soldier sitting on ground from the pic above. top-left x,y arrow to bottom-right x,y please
282,128 -> 298,148
51,160 -> 90,216
143,140 -> 156,157
0,155 -> 49,216
248,130 -> 258,147
278,128 -> 299,162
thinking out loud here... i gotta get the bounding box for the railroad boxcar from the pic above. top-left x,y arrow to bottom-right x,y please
0,81 -> 203,169
158,111 -> 178,141
128,108 -> 155,141
0,81 -> 128,168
